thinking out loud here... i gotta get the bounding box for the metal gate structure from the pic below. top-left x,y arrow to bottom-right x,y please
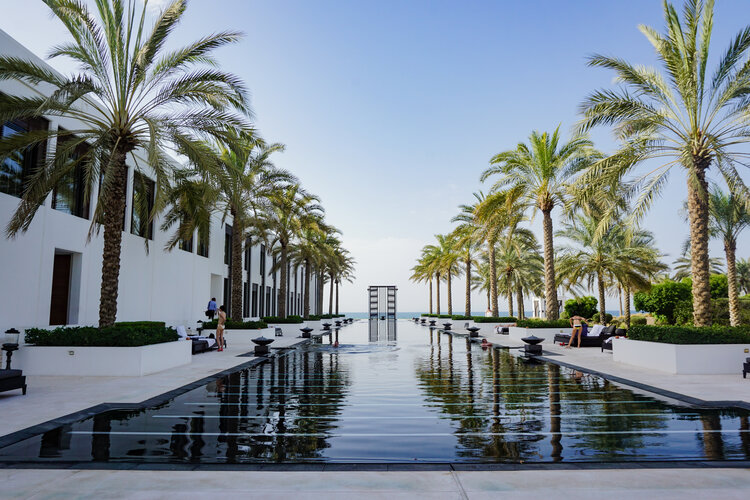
368,285 -> 397,319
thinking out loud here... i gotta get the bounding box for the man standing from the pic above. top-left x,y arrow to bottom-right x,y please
207,297 -> 218,320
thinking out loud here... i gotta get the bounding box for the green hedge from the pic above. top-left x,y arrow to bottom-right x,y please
451,315 -> 472,320
474,316 -> 518,323
517,319 -> 570,328
627,325 -> 750,344
307,314 -> 338,320
262,315 -> 304,324
24,324 -> 179,347
202,319 -> 267,330
114,321 -> 166,328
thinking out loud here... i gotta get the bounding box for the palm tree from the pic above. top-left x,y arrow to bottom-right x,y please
288,227 -> 326,319
410,258 -> 433,314
496,236 -> 543,320
0,0 -> 251,325
577,0 -> 750,325
482,128 -> 596,320
450,225 -> 480,317
333,252 -> 355,315
421,241 -> 444,315
434,234 -> 460,316
737,258 -> 750,295
262,185 -> 324,318
672,252 -> 724,280
706,187 -> 750,326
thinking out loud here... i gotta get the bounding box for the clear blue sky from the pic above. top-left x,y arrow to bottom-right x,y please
3,1 -> 750,312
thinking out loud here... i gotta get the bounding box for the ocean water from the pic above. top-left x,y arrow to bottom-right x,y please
343,310 -> 635,319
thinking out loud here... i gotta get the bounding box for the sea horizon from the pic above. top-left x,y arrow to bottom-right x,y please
342,310 -> 636,319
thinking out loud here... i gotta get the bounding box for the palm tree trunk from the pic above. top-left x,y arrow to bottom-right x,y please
436,273 -> 441,315
428,277 -> 433,314
624,285 -> 631,327
597,271 -> 606,324
98,151 -> 129,327
464,256 -> 471,316
486,287 -> 490,311
516,286 -> 524,320
726,240 -> 740,327
618,286 -> 623,317
542,208 -> 559,320
303,259 -> 311,319
278,241 -> 289,318
446,270 -> 453,315
230,218 -> 244,320
335,280 -> 340,315
507,281 -> 513,318
489,243 -> 499,317
328,272 -> 334,315
687,166 -> 711,326
317,271 -> 324,315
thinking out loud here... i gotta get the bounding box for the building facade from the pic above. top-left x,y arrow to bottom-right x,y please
0,29 -> 322,333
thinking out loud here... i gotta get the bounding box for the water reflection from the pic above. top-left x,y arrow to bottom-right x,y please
368,319 -> 396,342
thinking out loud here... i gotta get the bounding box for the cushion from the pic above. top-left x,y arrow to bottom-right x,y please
0,369 -> 23,380
590,325 -> 604,337
176,325 -> 188,338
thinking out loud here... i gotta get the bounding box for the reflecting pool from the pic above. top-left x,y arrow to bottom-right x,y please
1,319 -> 749,463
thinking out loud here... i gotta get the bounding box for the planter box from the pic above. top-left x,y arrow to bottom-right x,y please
508,326 -> 568,342
476,322 -> 519,336
612,337 -> 750,375
14,340 -> 191,376
267,322 -> 306,336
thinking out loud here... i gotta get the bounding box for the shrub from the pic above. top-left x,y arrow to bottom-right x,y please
114,321 -> 166,328
630,316 -> 648,326
564,296 -> 598,319
517,319 -> 570,328
634,280 -> 692,324
24,324 -> 179,347
202,320 -> 267,330
451,315 -> 472,320
627,325 -> 750,344
592,312 -> 614,324
474,316 -> 518,323
262,315 -> 304,324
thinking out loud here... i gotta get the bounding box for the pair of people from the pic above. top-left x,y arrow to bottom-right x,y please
566,314 -> 592,349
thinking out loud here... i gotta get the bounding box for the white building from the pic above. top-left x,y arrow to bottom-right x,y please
0,29 -> 323,333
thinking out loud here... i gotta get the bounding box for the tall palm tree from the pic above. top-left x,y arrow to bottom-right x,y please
577,0 -> 750,325
434,234 -> 460,316
288,227 -> 326,319
0,0 -> 251,325
410,258 -> 433,314
707,187 -> 750,325
482,128 -> 596,320
450,224 -> 480,317
421,241 -> 444,315
262,185 -> 324,317
333,252 -> 355,315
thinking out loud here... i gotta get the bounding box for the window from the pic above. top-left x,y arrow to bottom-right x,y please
259,244 -> 266,275
265,286 -> 271,316
224,224 -> 232,265
197,231 -> 209,257
244,237 -> 251,270
243,282 -> 250,318
179,235 -> 193,252
0,117 -> 49,197
52,133 -> 90,219
251,283 -> 258,317
223,278 -> 231,317
130,172 -> 155,239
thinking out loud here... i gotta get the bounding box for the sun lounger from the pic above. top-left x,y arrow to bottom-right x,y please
554,324 -> 617,347
176,325 -> 216,354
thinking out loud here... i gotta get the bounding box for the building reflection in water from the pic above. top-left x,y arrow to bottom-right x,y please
368,318 -> 396,342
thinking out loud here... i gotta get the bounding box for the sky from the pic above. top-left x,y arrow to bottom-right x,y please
3,0 -> 750,313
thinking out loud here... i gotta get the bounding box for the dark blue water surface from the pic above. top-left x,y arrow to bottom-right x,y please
1,320 -> 748,464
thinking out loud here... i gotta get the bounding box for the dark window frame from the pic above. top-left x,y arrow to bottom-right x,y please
0,117 -> 49,198
130,171 -> 155,239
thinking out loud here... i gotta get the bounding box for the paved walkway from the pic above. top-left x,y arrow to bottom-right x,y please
3,467 -> 750,499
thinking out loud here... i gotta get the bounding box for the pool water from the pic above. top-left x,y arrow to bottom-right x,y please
1,320 -> 749,464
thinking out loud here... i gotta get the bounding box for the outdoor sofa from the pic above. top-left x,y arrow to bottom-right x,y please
0,369 -> 26,395
176,325 -> 217,354
553,324 -> 618,348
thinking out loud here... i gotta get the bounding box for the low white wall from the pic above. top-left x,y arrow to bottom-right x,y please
14,340 -> 191,376
476,322 -> 517,335
508,326 -> 568,342
612,338 -> 750,375
267,323 -> 306,336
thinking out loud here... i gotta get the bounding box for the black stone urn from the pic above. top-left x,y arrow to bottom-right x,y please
442,323 -> 452,331
300,327 -> 314,339
521,335 -> 543,355
467,326 -> 481,338
251,336 -> 274,356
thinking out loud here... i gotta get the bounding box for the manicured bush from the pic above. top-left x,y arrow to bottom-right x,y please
202,320 -> 267,330
451,315 -> 472,320
627,325 -> 750,344
634,280 -> 692,325
114,321 -> 166,328
630,316 -> 648,326
516,319 -> 570,328
563,296 -> 598,319
592,312 -> 614,324
24,324 -> 179,347
262,315 -> 304,324
474,316 -> 518,323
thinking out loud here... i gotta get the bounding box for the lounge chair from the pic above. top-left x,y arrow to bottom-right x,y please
176,325 -> 216,354
0,369 -> 26,395
275,327 -> 283,337
554,324 -> 617,348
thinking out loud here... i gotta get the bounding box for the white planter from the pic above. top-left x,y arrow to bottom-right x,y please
612,338 -> 750,375
267,323 -> 306,336
15,340 -> 191,376
508,326 -> 568,342
477,322 -> 518,335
